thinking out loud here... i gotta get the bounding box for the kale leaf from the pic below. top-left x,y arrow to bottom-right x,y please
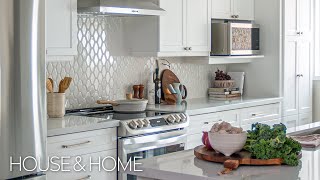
244,123 -> 302,166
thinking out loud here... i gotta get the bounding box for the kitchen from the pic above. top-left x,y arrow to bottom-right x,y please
0,0 -> 319,180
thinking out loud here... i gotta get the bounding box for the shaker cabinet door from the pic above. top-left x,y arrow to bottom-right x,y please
284,0 -> 299,36
159,0 -> 186,52
298,40 -> 312,114
283,38 -> 299,116
186,0 -> 210,52
233,0 -> 254,20
211,0 -> 233,19
46,0 -> 77,57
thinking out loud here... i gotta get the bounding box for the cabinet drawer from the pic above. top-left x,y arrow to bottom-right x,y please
241,119 -> 281,131
48,128 -> 117,156
240,103 -> 280,126
188,110 -> 239,135
47,150 -> 117,180
188,113 -> 222,135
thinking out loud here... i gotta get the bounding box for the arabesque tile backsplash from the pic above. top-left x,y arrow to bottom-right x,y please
46,15 -> 225,109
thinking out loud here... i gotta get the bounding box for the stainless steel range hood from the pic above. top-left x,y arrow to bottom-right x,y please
78,0 -> 165,16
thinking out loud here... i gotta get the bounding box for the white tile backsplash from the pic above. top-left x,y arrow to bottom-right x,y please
46,15 -> 225,109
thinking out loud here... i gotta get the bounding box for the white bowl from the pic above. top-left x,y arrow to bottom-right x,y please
208,132 -> 247,156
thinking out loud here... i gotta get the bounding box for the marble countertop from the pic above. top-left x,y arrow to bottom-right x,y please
126,122 -> 320,180
147,97 -> 282,115
47,116 -> 120,137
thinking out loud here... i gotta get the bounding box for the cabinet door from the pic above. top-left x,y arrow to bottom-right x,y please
283,38 -> 299,116
282,115 -> 299,128
212,0 -> 233,19
298,40 -> 312,114
299,0 -> 313,38
159,0 -> 186,52
299,113 -> 312,126
233,0 -> 254,20
186,0 -> 210,52
46,0 -> 77,56
284,0 -> 299,36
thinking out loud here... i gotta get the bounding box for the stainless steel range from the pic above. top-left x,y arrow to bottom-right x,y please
67,106 -> 190,180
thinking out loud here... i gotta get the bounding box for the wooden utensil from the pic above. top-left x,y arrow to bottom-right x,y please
48,78 -> 54,90
46,79 -> 53,93
58,77 -> 72,93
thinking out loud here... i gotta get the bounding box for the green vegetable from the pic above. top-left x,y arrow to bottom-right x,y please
244,123 -> 302,166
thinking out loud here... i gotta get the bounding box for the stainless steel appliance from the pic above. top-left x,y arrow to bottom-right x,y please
78,0 -> 166,16
69,107 -> 189,180
211,22 -> 260,56
0,0 -> 46,179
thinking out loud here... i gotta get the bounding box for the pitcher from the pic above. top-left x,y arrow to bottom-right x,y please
172,83 -> 187,104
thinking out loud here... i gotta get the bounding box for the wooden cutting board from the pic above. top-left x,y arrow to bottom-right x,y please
160,69 -> 180,100
194,145 -> 285,165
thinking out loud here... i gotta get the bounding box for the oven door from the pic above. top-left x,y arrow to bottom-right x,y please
229,23 -> 260,55
118,130 -> 187,180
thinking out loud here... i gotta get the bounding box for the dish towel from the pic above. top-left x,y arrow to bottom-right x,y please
290,134 -> 320,148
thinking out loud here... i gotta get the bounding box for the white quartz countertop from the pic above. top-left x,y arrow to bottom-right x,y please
147,97 -> 282,115
47,116 -> 120,137
126,122 -> 320,180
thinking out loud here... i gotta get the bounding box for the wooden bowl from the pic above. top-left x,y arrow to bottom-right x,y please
213,80 -> 235,88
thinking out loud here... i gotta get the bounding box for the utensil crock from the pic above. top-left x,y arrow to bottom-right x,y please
47,93 -> 66,118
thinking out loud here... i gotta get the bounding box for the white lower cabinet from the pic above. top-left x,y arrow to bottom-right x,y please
47,128 -> 117,180
282,113 -> 312,128
186,103 -> 281,149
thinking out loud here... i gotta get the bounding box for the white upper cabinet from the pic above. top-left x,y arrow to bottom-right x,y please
46,0 -> 77,57
159,0 -> 185,52
125,0 -> 210,57
185,0 -> 210,52
284,0 -> 313,37
212,0 -> 254,20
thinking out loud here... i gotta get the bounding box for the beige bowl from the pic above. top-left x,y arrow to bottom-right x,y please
208,132 -> 247,156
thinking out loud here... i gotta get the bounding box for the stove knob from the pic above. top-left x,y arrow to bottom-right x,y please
136,120 -> 143,128
128,120 -> 138,129
143,119 -> 149,127
166,115 -> 176,123
179,113 -> 187,122
174,114 -> 181,123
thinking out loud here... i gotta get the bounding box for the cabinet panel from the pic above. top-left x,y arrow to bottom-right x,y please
298,40 -> 312,114
282,115 -> 299,128
159,0 -> 185,52
233,0 -> 254,20
188,113 -> 222,135
46,0 -> 77,56
283,38 -> 299,116
284,0 -> 299,36
186,133 -> 203,150
212,0 -> 233,19
299,0 -> 313,38
186,0 -> 210,52
299,113 -> 312,126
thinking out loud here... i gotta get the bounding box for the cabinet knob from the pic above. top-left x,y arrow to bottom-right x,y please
188,47 -> 192,51
235,15 -> 239,18
297,32 -> 301,35
184,47 -> 188,51
231,15 -> 235,18
300,32 -> 304,35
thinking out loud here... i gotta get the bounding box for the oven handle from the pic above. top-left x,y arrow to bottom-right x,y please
121,134 -> 187,155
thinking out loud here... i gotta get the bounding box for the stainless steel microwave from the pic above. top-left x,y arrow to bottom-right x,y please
211,23 -> 260,56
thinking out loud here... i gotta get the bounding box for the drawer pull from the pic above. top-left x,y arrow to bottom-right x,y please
204,122 -> 209,125
251,113 -> 265,117
62,141 -> 91,149
76,175 -> 92,180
